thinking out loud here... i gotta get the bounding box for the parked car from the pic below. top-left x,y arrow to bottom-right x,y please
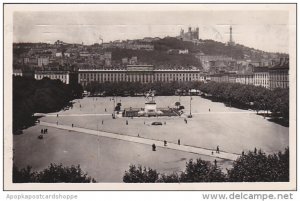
151,122 -> 163,126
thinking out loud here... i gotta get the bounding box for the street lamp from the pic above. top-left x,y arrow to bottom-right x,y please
187,91 -> 193,118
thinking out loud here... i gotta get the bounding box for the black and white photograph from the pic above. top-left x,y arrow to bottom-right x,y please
3,3 -> 296,190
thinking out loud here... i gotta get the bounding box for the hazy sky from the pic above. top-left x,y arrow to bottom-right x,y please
14,10 -> 289,53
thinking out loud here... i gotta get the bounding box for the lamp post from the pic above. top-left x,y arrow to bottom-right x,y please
188,92 -> 193,118
112,95 -> 116,119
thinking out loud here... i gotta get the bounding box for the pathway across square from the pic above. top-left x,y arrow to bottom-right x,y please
40,121 -> 240,161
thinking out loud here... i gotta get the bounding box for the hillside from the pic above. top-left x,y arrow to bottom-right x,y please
109,37 -> 287,68
109,48 -> 201,68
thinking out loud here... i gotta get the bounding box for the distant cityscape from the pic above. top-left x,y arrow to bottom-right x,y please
13,26 -> 289,90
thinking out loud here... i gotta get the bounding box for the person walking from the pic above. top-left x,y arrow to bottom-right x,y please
216,145 -> 220,154
178,139 -> 180,145
209,108 -> 211,112
72,124 -> 74,128
102,120 -> 104,125
152,144 -> 156,151
164,140 -> 167,146
214,159 -> 217,166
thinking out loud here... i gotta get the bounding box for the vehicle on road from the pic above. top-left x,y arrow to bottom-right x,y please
151,122 -> 163,126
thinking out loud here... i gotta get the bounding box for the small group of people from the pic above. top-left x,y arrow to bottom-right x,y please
153,139 -> 181,151
40,128 -> 48,134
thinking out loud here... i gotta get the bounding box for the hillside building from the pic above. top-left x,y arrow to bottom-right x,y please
269,58 -> 289,89
78,65 -> 203,87
178,27 -> 199,41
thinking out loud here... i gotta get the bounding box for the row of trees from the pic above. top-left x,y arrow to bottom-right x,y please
13,163 -> 96,183
85,81 -> 202,96
199,82 -> 289,124
13,76 -> 83,133
123,148 -> 289,183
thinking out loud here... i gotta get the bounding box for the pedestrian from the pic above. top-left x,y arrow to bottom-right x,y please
164,140 -> 167,146
178,139 -> 180,145
105,108 -> 107,112
45,129 -> 48,134
102,120 -> 104,125
126,120 -> 128,125
211,151 -> 214,155
254,147 -> 257,154
80,104 -> 81,108
41,129 -> 43,134
138,134 -> 140,137
209,108 -> 211,112
144,121 -> 145,125
152,143 -> 156,151
72,124 -> 74,128
216,145 -> 220,154
242,151 -> 244,156
214,159 -> 217,166
57,114 -> 58,117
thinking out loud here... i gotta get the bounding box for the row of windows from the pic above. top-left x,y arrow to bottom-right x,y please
35,74 -> 68,79
270,81 -> 289,89
35,75 -> 69,84
79,73 -> 200,79
270,75 -> 289,81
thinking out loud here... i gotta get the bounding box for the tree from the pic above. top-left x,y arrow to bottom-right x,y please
227,148 -> 289,182
13,163 -> 96,183
13,77 -> 82,133
13,165 -> 38,183
123,148 -> 289,183
157,173 -> 181,183
180,159 -> 226,182
123,165 -> 159,183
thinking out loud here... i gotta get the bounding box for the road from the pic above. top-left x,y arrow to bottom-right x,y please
40,121 -> 241,161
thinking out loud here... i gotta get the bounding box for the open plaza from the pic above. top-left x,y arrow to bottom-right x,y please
13,96 -> 289,182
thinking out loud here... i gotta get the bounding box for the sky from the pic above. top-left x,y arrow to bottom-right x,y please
13,10 -> 289,53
